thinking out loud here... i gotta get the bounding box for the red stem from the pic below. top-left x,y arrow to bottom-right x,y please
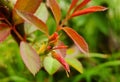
12,26 -> 25,41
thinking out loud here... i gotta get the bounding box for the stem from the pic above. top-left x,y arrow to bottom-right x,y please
60,16 -> 70,27
5,19 -> 12,26
12,26 -> 25,41
56,15 -> 71,32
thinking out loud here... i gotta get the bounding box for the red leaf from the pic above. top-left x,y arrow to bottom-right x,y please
53,45 -> 67,50
55,41 -> 67,57
72,6 -> 108,17
49,32 -> 58,42
68,0 -> 78,14
20,41 -> 41,75
0,23 -> 11,42
74,0 -> 90,12
51,51 -> 70,73
13,0 -> 42,25
62,27 -> 89,55
16,10 -> 48,35
47,0 -> 61,25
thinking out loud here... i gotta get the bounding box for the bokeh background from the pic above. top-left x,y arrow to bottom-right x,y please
0,0 -> 120,82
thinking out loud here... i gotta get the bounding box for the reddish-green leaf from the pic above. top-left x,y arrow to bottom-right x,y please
72,6 -> 108,17
20,41 -> 41,75
0,23 -> 11,42
55,41 -> 67,57
68,0 -> 78,14
51,51 -> 70,73
13,0 -> 42,25
47,0 -> 61,25
65,58 -> 83,73
16,10 -> 48,35
43,56 -> 60,75
74,0 -> 91,12
62,27 -> 89,55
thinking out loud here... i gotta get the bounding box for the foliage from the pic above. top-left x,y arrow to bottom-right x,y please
0,0 -> 107,76
1,0 -> 120,82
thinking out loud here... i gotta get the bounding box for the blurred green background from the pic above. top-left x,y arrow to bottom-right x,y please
0,0 -> 120,82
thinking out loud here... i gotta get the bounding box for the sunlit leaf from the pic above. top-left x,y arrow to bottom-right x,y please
35,3 -> 49,23
47,0 -> 61,25
0,23 -> 11,42
51,51 -> 70,73
74,0 -> 90,12
68,0 -> 78,14
43,56 -> 60,75
13,0 -> 42,25
16,10 -> 48,35
72,6 -> 108,17
62,27 -> 89,55
65,58 -> 83,73
20,41 -> 41,75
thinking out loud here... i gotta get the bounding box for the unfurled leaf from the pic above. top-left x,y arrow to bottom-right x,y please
16,10 -> 48,35
65,58 -> 83,73
47,0 -> 61,25
51,51 -> 70,73
74,0 -> 90,12
0,23 -> 11,42
72,6 -> 108,17
55,41 -> 67,57
53,45 -> 67,50
13,0 -> 42,25
20,41 -> 41,75
68,0 -> 78,14
62,27 -> 89,55
35,3 -> 49,23
14,0 -> 42,13
43,56 -> 60,75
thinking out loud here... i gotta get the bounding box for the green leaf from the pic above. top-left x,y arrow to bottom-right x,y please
16,10 -> 49,35
35,3 -> 49,23
62,27 -> 89,55
0,23 -> 11,42
65,58 -> 83,73
51,51 -> 70,73
13,0 -> 42,25
47,0 -> 61,25
43,56 -> 60,75
20,41 -> 41,75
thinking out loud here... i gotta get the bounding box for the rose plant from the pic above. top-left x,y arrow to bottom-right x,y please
0,0 -> 107,76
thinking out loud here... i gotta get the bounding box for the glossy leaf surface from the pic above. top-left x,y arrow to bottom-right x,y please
55,41 -> 67,57
62,27 -> 89,55
51,51 -> 70,73
0,23 -> 11,42
20,41 -> 41,75
13,0 -> 42,24
47,0 -> 61,24
74,0 -> 90,12
65,58 -> 83,73
72,6 -> 108,17
68,0 -> 78,14
16,10 -> 48,35
43,56 -> 60,75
